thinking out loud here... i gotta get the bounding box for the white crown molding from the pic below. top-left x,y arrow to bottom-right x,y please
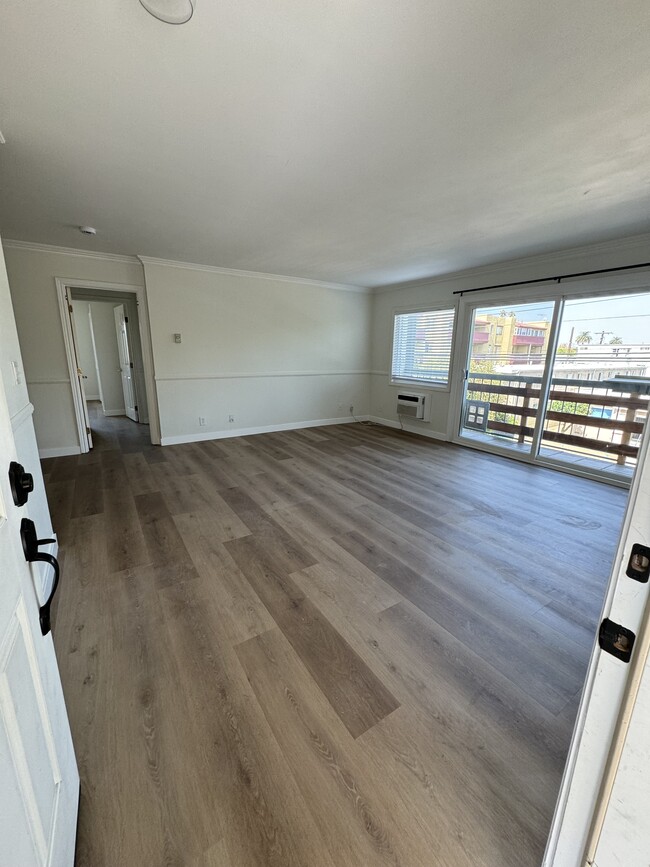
137,255 -> 370,294
2,238 -> 141,265
372,232 -> 650,294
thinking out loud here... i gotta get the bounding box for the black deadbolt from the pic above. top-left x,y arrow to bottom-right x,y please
9,461 -> 34,507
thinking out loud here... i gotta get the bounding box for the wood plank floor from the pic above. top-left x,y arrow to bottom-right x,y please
44,404 -> 628,867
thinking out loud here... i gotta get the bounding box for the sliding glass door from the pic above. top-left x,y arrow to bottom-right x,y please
537,291 -> 650,481
458,289 -> 650,482
459,300 -> 557,455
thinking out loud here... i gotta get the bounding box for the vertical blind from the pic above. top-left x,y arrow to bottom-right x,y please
391,308 -> 456,386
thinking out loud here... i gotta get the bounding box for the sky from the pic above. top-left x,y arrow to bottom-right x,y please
477,292 -> 650,345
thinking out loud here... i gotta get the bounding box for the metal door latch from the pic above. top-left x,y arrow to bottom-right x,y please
599,618 -> 635,663
626,544 -> 650,583
20,519 -> 60,636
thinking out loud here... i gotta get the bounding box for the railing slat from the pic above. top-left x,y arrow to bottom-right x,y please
486,421 -> 639,457
465,373 -> 649,465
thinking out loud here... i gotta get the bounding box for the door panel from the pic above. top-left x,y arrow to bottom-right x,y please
535,291 -> 650,483
0,369 -> 78,866
0,714 -> 39,864
114,304 -> 138,422
545,415 -> 650,865
459,300 -> 556,456
591,660 -> 650,865
2,606 -> 59,839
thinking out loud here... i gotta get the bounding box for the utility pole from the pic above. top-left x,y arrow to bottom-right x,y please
595,330 -> 613,345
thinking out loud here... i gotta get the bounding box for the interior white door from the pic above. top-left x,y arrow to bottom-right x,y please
66,301 -> 92,450
545,418 -> 650,865
0,372 -> 79,864
114,304 -> 138,422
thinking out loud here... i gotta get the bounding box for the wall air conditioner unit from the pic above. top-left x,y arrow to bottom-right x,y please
396,391 -> 430,422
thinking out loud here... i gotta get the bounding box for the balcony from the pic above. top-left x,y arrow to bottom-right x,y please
464,372 -> 649,480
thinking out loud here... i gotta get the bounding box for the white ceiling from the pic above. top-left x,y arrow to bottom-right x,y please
1,0 -> 649,288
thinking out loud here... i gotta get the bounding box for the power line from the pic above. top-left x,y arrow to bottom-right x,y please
561,314 -> 650,323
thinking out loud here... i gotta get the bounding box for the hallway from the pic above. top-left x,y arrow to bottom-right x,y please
43,417 -> 627,867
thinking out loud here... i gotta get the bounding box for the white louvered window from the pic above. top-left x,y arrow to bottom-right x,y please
391,307 -> 456,387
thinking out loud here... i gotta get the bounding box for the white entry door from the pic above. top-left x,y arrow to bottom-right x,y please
546,413 -> 650,865
114,304 -> 138,422
0,375 -> 79,863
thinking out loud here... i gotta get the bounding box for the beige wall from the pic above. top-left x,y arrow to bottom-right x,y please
2,244 -> 372,452
6,235 -> 649,455
371,233 -> 650,439
0,238 -> 53,546
141,260 -> 371,443
3,245 -> 145,455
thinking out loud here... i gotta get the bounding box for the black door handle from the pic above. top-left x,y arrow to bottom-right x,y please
20,518 -> 60,636
9,461 -> 34,507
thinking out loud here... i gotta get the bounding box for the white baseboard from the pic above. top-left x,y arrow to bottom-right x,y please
38,445 -> 82,458
160,414 -> 370,446
102,409 -> 126,417
369,416 -> 449,441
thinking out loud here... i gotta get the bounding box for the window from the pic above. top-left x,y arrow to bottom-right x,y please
391,307 -> 455,387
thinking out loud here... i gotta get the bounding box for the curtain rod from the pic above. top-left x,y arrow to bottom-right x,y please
452,261 -> 650,296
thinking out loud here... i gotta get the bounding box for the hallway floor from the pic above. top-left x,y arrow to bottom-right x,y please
42,415 -> 627,866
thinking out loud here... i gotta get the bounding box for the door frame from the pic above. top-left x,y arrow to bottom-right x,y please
543,403 -> 650,865
64,297 -> 93,451
55,278 -> 160,449
448,270 -> 650,487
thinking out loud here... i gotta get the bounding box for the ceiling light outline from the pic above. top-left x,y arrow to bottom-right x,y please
138,0 -> 195,25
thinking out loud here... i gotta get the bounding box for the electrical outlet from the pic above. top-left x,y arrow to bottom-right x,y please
198,416 -> 206,426
228,414 -> 235,423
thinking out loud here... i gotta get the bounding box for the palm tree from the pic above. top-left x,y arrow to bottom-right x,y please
576,331 -> 593,345
609,336 -> 623,344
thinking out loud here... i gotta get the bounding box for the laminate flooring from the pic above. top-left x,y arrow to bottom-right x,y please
44,404 -> 628,866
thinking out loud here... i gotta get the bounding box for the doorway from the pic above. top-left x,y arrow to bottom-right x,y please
55,279 -> 160,452
70,291 -> 148,432
457,285 -> 650,485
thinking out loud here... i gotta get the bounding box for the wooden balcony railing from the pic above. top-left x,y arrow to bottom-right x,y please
466,373 -> 649,465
